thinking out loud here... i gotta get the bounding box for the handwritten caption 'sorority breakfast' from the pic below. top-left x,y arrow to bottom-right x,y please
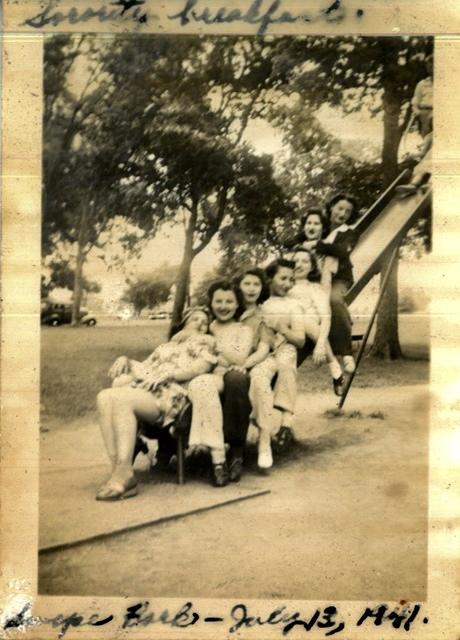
5,601 -> 429,637
23,0 -> 365,33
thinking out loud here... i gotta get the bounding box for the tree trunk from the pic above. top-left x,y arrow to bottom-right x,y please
71,203 -> 89,326
370,77 -> 404,359
369,247 -> 403,359
381,92 -> 402,187
170,202 -> 197,330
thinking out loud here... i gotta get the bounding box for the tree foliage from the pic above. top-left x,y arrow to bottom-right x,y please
41,259 -> 101,299
92,36 -> 294,326
122,263 -> 177,316
43,34 -> 432,353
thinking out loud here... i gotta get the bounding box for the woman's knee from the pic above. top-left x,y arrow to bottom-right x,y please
189,374 -> 217,396
97,387 -> 114,409
331,281 -> 347,302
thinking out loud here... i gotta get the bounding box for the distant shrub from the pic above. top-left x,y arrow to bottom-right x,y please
399,288 -> 429,313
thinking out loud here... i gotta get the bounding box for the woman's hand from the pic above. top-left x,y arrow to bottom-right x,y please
228,364 -> 248,375
302,240 -> 317,250
312,341 -> 327,365
108,356 -> 130,379
217,354 -> 230,368
276,318 -> 291,337
138,371 -> 173,392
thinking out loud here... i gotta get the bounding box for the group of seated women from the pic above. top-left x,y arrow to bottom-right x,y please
95,193 -> 360,500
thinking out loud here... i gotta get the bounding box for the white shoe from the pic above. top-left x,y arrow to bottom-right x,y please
343,356 -> 356,374
258,437 -> 273,469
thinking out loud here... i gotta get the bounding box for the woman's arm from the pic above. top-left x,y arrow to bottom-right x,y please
279,325 -> 305,349
313,287 -> 331,344
283,230 -> 305,250
316,230 -> 358,259
108,355 -> 135,379
172,357 -> 214,383
242,340 -> 270,371
277,305 -> 305,349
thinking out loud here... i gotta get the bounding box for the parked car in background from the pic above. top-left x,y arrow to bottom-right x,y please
41,301 -> 97,327
148,310 -> 171,320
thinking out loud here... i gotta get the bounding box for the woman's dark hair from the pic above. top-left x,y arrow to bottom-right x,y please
300,206 -> 330,238
265,258 -> 295,282
292,246 -> 321,283
325,193 -> 360,226
234,267 -> 270,305
207,280 -> 245,320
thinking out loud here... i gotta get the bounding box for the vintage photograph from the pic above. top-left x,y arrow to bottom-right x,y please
38,34 -> 432,600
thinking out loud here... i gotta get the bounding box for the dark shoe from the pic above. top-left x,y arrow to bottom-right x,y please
271,426 -> 295,454
155,451 -> 174,473
395,184 -> 418,199
132,435 -> 149,463
212,463 -> 229,487
229,456 -> 243,483
332,375 -> 344,397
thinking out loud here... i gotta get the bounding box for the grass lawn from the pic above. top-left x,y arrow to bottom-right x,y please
41,317 -> 429,423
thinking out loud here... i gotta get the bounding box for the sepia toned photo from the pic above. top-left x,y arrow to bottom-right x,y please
38,33 -> 433,602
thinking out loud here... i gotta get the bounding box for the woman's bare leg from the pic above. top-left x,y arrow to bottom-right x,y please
96,387 -> 163,496
303,321 -> 342,378
96,388 -> 118,470
111,387 -> 163,467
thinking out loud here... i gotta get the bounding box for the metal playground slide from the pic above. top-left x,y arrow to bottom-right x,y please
346,170 -> 432,305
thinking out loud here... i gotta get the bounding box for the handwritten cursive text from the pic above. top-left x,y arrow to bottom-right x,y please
22,0 -> 148,28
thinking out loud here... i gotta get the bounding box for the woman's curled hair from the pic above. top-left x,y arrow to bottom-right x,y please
325,193 -> 360,226
234,267 -> 269,304
207,279 -> 245,320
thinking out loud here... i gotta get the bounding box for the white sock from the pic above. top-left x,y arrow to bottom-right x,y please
328,359 -> 342,379
210,448 -> 226,465
281,411 -> 294,428
258,431 -> 273,469
343,355 -> 356,373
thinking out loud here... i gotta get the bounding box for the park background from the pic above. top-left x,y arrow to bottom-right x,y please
39,35 -> 431,598
41,34 -> 432,421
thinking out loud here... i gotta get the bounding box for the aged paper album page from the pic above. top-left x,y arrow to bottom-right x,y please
1,1 -> 460,639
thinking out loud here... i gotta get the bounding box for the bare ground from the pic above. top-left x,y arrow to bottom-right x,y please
39,384 -> 429,601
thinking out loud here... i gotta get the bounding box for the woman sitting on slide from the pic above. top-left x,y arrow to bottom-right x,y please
96,307 -> 216,500
187,280 -> 273,485
289,246 -> 344,395
286,196 -> 360,375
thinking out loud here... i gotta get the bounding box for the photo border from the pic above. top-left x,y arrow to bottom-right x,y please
1,3 -> 459,638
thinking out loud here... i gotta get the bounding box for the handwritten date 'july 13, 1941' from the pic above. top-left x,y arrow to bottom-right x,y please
4,601 -> 430,638
23,0 -> 365,34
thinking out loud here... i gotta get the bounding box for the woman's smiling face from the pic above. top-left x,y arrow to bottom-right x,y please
210,289 -> 238,323
239,274 -> 263,307
303,213 -> 323,240
330,199 -> 354,228
294,251 -> 312,280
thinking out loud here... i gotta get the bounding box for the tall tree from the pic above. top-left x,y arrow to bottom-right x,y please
43,36 -> 149,324
97,36 -> 292,327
